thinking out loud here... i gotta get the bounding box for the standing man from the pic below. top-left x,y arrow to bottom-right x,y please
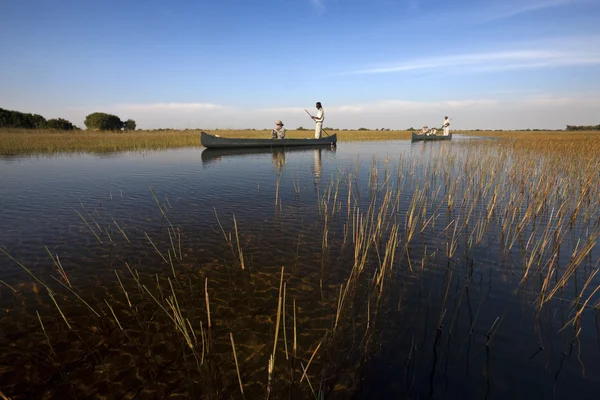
442,116 -> 450,136
312,102 -> 325,139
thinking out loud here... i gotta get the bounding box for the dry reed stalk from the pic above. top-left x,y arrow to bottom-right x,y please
50,276 -> 101,318
48,290 -> 71,330
45,246 -> 71,288
125,262 -> 143,292
300,338 -> 324,383
269,266 -> 285,390
111,217 -> 130,243
1,248 -> 55,294
299,362 -> 318,399
293,299 -> 297,359
230,332 -> 245,397
168,227 -> 178,262
541,233 -> 599,306
80,202 -> 102,233
560,270 -> 600,336
36,310 -> 55,356
447,217 -> 460,258
104,299 -> 124,331
75,209 -> 103,244
186,318 -> 198,345
204,277 -> 212,342
334,283 -> 343,330
145,232 -> 169,264
200,321 -> 206,364
233,214 -> 245,270
486,316 -> 500,346
177,228 -> 183,260
283,282 -> 289,360
0,279 -> 17,292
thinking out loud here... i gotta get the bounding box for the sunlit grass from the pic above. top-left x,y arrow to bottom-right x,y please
2,128 -> 599,155
0,128 -> 415,155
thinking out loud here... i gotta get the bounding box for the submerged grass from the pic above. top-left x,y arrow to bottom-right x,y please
0,131 -> 599,398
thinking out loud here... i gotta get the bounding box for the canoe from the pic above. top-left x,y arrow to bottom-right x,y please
201,131 -> 337,149
411,132 -> 452,142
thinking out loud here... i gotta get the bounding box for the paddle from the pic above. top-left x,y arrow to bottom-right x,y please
304,109 -> 330,137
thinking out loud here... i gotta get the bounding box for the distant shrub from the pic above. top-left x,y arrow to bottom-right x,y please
123,119 -> 136,131
84,112 -> 124,131
566,124 -> 600,130
46,118 -> 76,130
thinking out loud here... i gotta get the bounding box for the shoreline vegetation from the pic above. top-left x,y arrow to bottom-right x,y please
1,128 -> 600,155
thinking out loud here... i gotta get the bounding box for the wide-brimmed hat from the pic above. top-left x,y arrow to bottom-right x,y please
275,120 -> 284,126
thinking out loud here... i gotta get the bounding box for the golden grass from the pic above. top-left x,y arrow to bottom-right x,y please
460,129 -> 600,139
1,128 -> 599,155
0,128 -> 416,155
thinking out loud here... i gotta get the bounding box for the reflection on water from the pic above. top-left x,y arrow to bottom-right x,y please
0,139 -> 599,399
272,150 -> 285,172
313,148 -> 322,185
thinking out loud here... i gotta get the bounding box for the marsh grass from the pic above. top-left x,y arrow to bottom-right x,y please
0,128 -> 407,155
1,131 -> 600,398
2,127 -> 599,155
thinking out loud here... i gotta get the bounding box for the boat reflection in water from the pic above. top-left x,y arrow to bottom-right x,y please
201,146 -> 336,175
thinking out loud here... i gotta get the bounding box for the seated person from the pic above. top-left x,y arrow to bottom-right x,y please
272,120 -> 286,139
420,125 -> 430,135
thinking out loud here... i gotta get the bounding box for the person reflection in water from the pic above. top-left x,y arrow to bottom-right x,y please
272,149 -> 286,172
313,148 -> 322,186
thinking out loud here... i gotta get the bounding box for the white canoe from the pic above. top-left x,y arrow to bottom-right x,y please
201,131 -> 337,149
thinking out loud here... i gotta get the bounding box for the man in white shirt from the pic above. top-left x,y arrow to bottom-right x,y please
442,116 -> 450,136
312,102 -> 325,139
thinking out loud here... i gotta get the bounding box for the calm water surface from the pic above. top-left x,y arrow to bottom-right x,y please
0,137 -> 598,399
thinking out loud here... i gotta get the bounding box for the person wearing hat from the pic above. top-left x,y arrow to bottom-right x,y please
420,125 -> 430,135
271,120 -> 286,139
311,102 -> 325,139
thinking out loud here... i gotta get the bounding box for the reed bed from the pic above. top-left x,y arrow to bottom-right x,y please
2,127 -> 599,156
0,128 -> 412,155
1,132 -> 599,398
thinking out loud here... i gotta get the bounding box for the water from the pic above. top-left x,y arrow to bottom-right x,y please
0,137 -> 598,399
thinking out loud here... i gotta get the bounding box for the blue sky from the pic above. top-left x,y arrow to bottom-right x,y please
1,0 -> 599,130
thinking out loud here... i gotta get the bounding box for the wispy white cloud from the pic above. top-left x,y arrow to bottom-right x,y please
117,103 -> 224,112
481,0 -> 580,21
66,95 -> 599,130
347,47 -> 600,75
310,0 -> 326,14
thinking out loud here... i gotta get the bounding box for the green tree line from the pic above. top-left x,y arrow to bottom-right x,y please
565,124 -> 600,131
0,107 -> 78,130
1,107 -> 137,131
